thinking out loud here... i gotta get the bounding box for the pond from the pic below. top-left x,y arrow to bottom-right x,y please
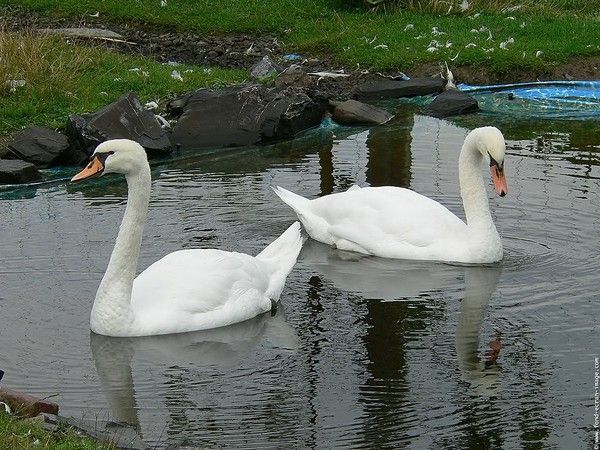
0,107 -> 598,448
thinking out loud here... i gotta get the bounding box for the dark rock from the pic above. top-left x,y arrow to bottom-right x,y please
355,77 -> 446,100
421,89 -> 480,118
171,85 -> 327,150
0,160 -> 43,184
8,126 -> 85,167
0,388 -> 58,417
250,55 -> 282,79
66,92 -> 172,157
274,64 -> 314,89
331,99 -> 393,125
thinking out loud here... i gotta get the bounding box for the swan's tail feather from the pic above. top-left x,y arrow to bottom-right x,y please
257,221 -> 305,300
271,186 -> 310,216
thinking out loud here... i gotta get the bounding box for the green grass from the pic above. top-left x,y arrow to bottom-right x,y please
0,30 -> 247,136
3,0 -> 600,73
0,411 -> 113,449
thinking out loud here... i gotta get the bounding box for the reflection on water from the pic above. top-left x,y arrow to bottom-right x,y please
90,309 -> 297,429
0,111 -> 598,448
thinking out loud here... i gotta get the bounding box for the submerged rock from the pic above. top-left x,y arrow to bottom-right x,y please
171,85 -> 327,150
0,160 -> 43,184
331,99 -> 393,125
8,126 -> 85,167
422,89 -> 480,118
355,77 -> 446,100
66,92 -> 172,157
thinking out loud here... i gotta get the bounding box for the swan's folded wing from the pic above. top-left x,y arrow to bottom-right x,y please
311,186 -> 468,255
131,249 -> 271,319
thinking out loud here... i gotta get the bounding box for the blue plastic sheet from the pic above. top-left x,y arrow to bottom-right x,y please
458,80 -> 600,119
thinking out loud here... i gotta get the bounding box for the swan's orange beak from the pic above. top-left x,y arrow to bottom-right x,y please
71,156 -> 105,182
490,165 -> 507,197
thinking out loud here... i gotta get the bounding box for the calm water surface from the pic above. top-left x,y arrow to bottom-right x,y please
0,110 -> 598,448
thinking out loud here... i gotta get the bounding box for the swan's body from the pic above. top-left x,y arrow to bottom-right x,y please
72,140 -> 303,337
274,126 -> 508,264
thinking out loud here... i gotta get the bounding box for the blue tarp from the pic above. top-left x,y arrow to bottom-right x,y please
458,80 -> 600,119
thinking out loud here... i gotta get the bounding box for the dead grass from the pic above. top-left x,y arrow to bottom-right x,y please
0,27 -> 94,97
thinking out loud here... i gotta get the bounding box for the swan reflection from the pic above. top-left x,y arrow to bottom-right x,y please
300,239 -> 502,394
90,309 -> 298,428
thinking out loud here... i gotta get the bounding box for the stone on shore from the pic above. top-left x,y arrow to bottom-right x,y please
66,92 -> 172,157
8,127 -> 85,167
171,85 -> 327,150
0,160 -> 43,184
250,55 -> 282,80
421,89 -> 480,118
39,27 -> 124,41
331,99 -> 393,125
0,388 -> 58,417
355,77 -> 446,100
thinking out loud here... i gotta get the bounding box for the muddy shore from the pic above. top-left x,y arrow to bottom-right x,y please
2,5 -> 599,85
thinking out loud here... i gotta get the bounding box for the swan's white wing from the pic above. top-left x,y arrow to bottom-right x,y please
310,186 -> 468,258
130,249 -> 272,334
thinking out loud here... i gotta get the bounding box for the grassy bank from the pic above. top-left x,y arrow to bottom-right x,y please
3,0 -> 600,73
0,411 -> 112,449
0,29 -> 246,137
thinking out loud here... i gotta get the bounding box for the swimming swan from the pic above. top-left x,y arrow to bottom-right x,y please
273,126 -> 507,264
72,139 -> 303,337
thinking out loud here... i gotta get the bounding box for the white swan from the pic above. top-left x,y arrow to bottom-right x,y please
71,139 -> 303,337
273,126 -> 508,264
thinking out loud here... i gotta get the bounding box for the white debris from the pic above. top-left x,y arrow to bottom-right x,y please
427,46 -> 438,53
374,44 -> 388,50
449,51 -> 460,61
535,50 -> 544,57
487,30 -> 493,41
499,38 -> 514,50
404,24 -> 414,31
445,41 -> 453,48
145,100 -> 159,110
6,79 -> 26,93
431,27 -> 446,36
504,5 -> 523,12
414,34 -> 425,40
469,13 -> 481,19
245,43 -> 254,54
203,68 -> 212,74
506,16 -> 516,20
460,0 -> 470,11
184,69 -> 194,73
465,42 -> 477,48
307,71 -> 350,79
100,91 -> 109,96
520,22 -> 526,28
484,47 -> 495,53
0,402 -> 11,414
89,11 -> 100,17
160,0 -> 167,6
171,70 -> 183,81
155,114 -> 171,129
129,67 -> 149,77
428,40 -> 440,48
165,61 -> 180,66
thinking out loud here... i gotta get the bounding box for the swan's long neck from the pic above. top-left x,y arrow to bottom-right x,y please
458,136 -> 497,236
91,164 -> 151,335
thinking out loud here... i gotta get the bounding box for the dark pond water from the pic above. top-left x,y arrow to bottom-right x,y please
0,109 -> 598,448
